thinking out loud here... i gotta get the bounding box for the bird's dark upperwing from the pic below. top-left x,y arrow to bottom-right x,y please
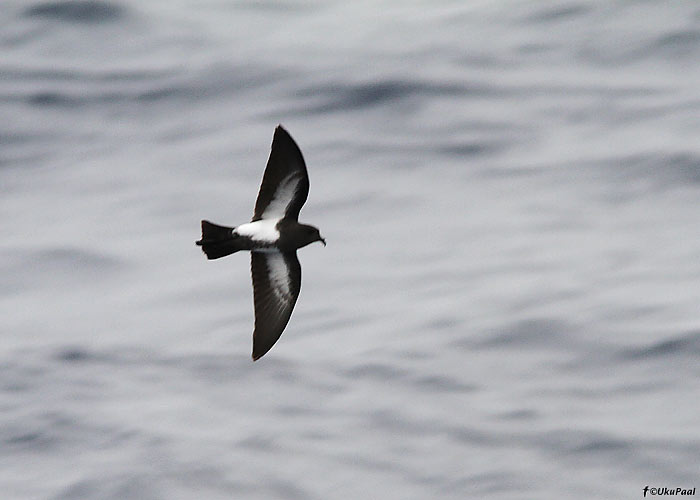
250,251 -> 301,360
252,126 -> 310,222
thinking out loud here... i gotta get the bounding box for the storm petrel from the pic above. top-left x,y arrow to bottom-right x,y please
196,125 -> 325,360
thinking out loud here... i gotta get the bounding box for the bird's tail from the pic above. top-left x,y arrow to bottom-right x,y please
196,220 -> 240,260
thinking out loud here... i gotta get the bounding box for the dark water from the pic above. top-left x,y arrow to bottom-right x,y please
2,1 -> 699,499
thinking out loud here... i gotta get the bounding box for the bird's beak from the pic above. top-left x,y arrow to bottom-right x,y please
319,237 -> 326,247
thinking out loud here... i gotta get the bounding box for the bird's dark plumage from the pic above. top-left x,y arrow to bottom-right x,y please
197,220 -> 237,260
196,125 -> 324,360
252,126 -> 310,222
251,251 -> 301,360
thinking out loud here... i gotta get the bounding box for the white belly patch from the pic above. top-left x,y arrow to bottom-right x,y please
235,219 -> 280,243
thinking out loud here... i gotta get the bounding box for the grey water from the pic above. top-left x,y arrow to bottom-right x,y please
2,1 -> 699,499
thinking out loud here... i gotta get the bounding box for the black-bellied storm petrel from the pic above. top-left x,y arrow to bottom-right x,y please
196,126 -> 325,360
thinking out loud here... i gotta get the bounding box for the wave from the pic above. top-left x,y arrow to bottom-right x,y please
620,330 -> 700,361
23,1 -> 126,24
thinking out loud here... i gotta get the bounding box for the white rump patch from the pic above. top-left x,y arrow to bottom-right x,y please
265,253 -> 292,303
235,219 -> 280,243
262,172 -> 300,219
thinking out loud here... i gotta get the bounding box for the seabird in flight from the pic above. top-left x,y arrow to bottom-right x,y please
196,125 -> 325,360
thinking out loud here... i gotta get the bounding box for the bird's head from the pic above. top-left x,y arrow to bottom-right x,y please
298,224 -> 326,248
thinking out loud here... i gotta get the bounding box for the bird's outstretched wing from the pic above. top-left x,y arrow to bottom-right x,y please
250,251 -> 301,360
252,125 -> 310,222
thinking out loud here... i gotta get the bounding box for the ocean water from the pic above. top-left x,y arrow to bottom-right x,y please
2,1 -> 699,499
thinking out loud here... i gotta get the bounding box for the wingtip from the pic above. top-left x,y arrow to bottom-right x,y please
252,338 -> 276,361
271,125 -> 302,157
252,345 -> 269,361
252,339 -> 264,361
274,124 -> 289,139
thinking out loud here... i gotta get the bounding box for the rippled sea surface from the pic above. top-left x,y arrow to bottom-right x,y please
2,1 -> 699,499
